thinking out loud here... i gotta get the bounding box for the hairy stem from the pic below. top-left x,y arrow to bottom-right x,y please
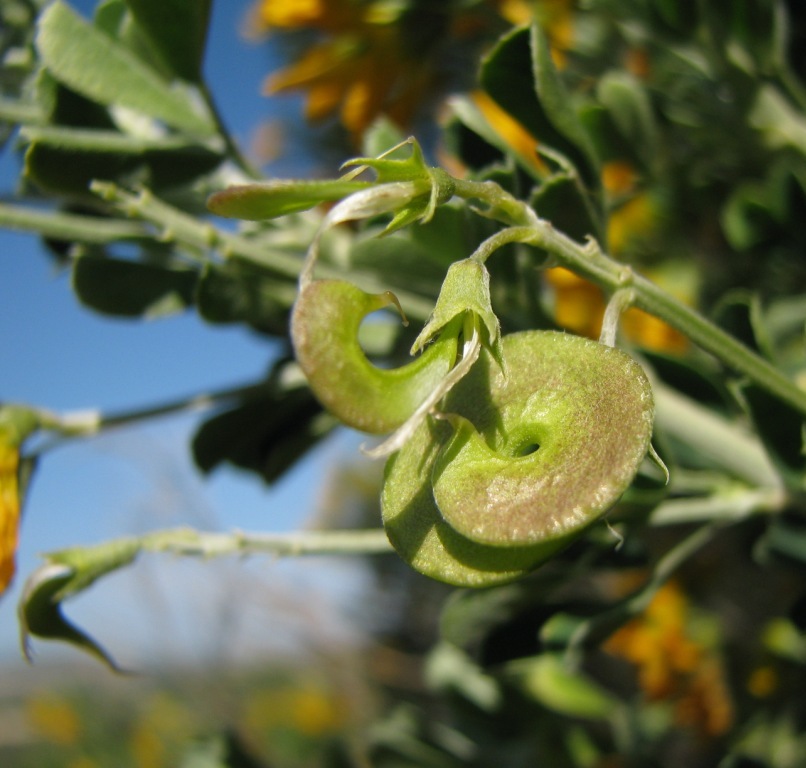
453,179 -> 806,417
32,381 -> 270,447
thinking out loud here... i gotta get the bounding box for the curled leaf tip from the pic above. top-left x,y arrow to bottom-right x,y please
291,280 -> 459,435
382,290 -> 408,326
18,562 -> 125,672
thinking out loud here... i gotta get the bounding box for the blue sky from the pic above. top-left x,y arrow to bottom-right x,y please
0,0 -> 371,667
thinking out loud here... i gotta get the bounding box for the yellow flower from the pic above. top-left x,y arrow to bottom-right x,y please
545,264 -> 690,353
540,161 -> 691,353
0,436 -> 22,596
495,0 -> 535,26
255,0 -> 436,140
544,267 -> 604,338
243,683 -> 346,738
257,0 -> 359,32
0,408 -> 38,597
254,0 -> 568,141
26,693 -> 82,745
604,581 -> 734,738
471,90 -> 547,174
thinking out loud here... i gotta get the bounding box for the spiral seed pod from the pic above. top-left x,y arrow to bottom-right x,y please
291,279 -> 460,434
382,331 -> 654,587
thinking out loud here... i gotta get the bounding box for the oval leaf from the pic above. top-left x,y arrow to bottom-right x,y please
36,1 -> 213,136
72,255 -> 197,317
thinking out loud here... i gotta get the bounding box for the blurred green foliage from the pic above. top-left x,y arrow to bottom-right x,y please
2,1 -> 806,767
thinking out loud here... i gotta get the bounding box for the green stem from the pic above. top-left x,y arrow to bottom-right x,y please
33,380 -> 269,445
90,181 -> 438,320
141,526 -> 392,558
453,179 -> 806,417
0,98 -> 46,126
19,125 -> 223,154
0,202 -> 148,243
653,381 -> 781,488
648,487 -> 785,525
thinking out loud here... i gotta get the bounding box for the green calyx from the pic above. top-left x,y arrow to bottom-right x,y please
207,137 -> 455,231
382,331 -> 655,587
412,258 -> 503,368
341,138 -> 455,233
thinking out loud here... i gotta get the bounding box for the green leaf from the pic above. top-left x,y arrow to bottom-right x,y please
741,383 -> 805,492
192,378 -> 335,484
478,24 -> 598,184
36,1 -> 213,136
125,0 -> 212,82
23,128 -> 222,197
424,642 -> 502,711
207,179 -> 373,220
24,142 -> 134,198
712,290 -> 777,362
750,84 -> 806,156
507,653 -> 618,719
530,24 -> 599,181
596,71 -> 659,170
760,519 -> 806,565
19,537 -> 141,671
72,255 -> 197,317
479,27 -> 573,166
439,580 -> 560,657
529,172 -> 600,243
449,93 -> 543,180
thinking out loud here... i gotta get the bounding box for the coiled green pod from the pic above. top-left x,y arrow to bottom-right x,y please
382,331 -> 654,586
291,279 -> 460,434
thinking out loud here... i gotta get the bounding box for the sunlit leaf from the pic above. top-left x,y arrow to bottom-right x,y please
36,1 -> 213,135
507,653 -> 618,719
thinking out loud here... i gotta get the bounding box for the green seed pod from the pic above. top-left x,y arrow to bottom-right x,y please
382,331 -> 654,587
291,280 -> 460,434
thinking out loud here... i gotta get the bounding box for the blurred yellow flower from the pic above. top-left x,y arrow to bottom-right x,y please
542,160 -> 690,353
243,683 -> 346,738
608,194 -> 659,255
0,435 -> 22,596
0,407 -> 38,597
26,693 -> 82,745
253,0 -> 568,141
544,267 -> 604,338
471,90 -> 544,173
746,664 -> 779,698
130,692 -> 194,768
255,0 -> 437,140
604,581 -> 734,738
258,0 -> 356,31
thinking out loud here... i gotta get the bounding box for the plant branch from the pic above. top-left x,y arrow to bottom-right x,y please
90,182 -> 438,320
31,381 -> 270,448
141,526 -> 393,558
0,202 -> 149,243
453,179 -> 806,417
